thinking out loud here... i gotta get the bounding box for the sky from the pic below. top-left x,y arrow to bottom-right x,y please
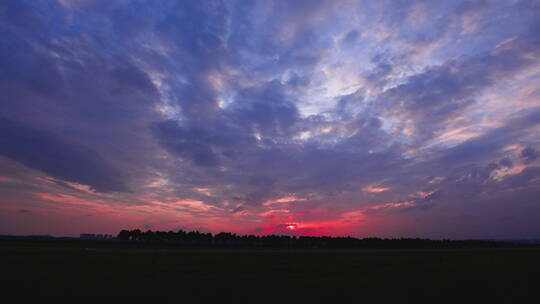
1,0 -> 540,239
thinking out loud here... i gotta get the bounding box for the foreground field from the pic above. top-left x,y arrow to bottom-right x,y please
2,244 -> 539,300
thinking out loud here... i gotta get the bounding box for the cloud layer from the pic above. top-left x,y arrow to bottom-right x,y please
1,0 -> 540,238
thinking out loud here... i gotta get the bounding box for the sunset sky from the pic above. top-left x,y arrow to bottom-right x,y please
1,0 -> 540,239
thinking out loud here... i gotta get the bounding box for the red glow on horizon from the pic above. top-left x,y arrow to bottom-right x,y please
250,220 -> 359,237
21,186 -> 375,238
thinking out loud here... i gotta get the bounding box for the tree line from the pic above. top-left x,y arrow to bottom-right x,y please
116,229 -> 527,249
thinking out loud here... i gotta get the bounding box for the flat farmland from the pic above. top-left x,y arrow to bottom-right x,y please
2,242 -> 539,300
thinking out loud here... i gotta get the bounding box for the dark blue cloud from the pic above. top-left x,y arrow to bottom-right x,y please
440,109 -> 540,164
521,147 -> 539,164
0,117 -> 126,192
341,30 -> 360,45
380,34 -> 540,138
151,120 -> 222,168
0,0 -> 166,193
228,81 -> 300,137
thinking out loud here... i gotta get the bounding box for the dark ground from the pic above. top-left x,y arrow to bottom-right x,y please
2,241 -> 539,300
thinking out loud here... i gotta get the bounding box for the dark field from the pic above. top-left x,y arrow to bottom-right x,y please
2,242 -> 539,300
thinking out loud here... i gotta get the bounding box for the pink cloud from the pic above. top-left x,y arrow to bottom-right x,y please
363,186 -> 390,193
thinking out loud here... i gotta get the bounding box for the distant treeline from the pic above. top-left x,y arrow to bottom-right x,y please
117,229 -> 534,249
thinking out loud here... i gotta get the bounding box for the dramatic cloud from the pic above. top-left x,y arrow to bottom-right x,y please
0,116 -> 127,192
1,0 -> 539,238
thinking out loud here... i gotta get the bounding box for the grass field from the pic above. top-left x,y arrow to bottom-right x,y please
2,243 -> 539,300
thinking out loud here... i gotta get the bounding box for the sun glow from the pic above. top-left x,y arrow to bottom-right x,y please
286,224 -> 297,230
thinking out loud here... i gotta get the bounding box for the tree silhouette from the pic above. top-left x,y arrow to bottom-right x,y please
114,228 -> 524,249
